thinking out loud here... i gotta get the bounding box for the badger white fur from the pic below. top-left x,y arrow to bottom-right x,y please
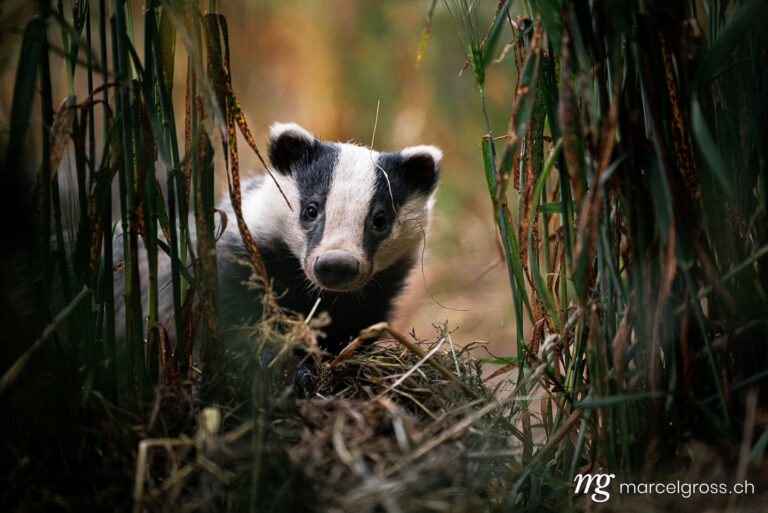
117,122 -> 441,353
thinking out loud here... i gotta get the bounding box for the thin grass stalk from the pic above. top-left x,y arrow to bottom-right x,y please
130,95 -> 150,397
0,286 -> 91,395
124,0 -> 137,70
73,120 -> 89,284
199,93 -> 219,356
185,35 -> 204,372
86,8 -> 97,195
46,9 -> 74,307
51,164 -> 73,302
193,19 -> 223,376
67,91 -> 91,375
5,17 -> 43,185
175,3 -> 205,284
42,0 -> 78,386
142,6 -> 159,381
60,5 -> 90,254
111,1 -> 146,399
97,0 -> 116,398
56,0 -> 75,96
170,9 -> 198,316
442,0 -> 484,91
109,13 -> 131,392
201,142 -> 219,368
83,0 -> 98,372
189,63 -> 201,353
147,12 -> 185,365
684,270 -> 729,427
39,2 -> 54,312
482,136 -> 527,345
164,170 -> 186,377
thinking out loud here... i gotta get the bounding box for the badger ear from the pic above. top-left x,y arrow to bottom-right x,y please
397,145 -> 442,195
268,122 -> 316,175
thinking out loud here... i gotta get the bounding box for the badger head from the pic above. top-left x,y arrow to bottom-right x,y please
260,122 -> 441,293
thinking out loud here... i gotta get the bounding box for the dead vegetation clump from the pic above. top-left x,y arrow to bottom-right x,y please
132,320 -> 523,513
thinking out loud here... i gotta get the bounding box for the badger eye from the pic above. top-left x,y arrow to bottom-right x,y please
303,204 -> 319,221
371,212 -> 389,232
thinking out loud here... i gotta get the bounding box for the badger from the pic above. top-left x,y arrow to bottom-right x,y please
117,122 -> 442,354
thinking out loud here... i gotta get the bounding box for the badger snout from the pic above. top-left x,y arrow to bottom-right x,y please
313,249 -> 362,290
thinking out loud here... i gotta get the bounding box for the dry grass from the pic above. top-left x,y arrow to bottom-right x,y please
130,320 -> 524,513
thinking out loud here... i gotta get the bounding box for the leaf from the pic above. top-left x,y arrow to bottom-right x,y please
525,139 -> 563,326
557,41 -> 585,205
125,34 -> 174,168
204,13 -> 278,312
158,7 -> 177,98
155,238 -> 200,294
691,99 -> 733,197
180,285 -> 198,377
480,0 -> 514,69
482,357 -> 518,366
646,155 -> 673,242
500,206 -> 533,321
146,323 -> 161,386
659,34 -> 699,199
696,0 -> 767,82
577,391 -> 666,409
481,135 -> 497,197
88,181 -> 106,288
497,140 -> 519,196
536,0 -> 563,56
518,139 -> 537,290
48,96 -> 78,182
5,17 -> 46,177
512,27 -> 542,140
751,428 -> 768,462
153,323 -> 180,386
484,361 -> 517,381
415,0 -> 438,65
482,136 -> 533,319
49,11 -> 105,73
540,201 -> 563,214
72,0 -> 87,33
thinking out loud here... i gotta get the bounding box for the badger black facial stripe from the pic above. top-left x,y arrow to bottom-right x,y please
359,149 -> 438,262
361,156 -> 406,261
289,141 -> 340,257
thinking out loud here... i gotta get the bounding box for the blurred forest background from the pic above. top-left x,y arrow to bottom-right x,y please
0,0 -> 521,360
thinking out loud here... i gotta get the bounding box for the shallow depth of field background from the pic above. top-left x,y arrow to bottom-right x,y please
0,0 -> 523,358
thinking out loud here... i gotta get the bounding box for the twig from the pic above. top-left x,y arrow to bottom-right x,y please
330,322 -> 481,400
525,408 -> 582,469
375,338 -> 446,399
0,286 -> 90,395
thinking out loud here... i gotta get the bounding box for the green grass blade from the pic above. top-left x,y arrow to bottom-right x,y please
5,17 -> 45,176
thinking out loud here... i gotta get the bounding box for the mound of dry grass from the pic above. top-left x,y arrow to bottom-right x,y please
131,321 -> 523,513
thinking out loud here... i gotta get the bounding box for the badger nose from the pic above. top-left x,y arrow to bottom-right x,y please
313,250 -> 361,289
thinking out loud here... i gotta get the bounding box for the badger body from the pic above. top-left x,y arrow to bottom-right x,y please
117,123 -> 441,354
